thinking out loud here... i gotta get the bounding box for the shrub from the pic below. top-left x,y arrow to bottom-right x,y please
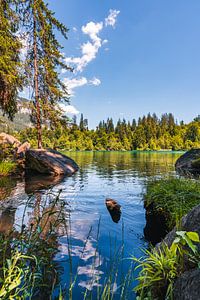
0,161 -> 17,176
133,231 -> 200,300
144,178 -> 200,228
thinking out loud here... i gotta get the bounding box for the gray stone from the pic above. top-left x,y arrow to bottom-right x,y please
175,149 -> 200,175
157,204 -> 200,250
25,148 -> 79,176
173,268 -> 200,300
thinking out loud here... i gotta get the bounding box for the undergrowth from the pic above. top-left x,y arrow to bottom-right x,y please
144,177 -> 200,228
0,161 -> 17,176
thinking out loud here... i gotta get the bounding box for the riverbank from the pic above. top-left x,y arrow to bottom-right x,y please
134,177 -> 200,299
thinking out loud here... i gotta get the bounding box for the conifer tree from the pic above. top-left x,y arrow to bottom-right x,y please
0,0 -> 24,120
23,0 -> 71,148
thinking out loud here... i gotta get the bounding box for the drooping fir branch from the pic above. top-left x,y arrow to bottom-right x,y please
0,0 -> 24,120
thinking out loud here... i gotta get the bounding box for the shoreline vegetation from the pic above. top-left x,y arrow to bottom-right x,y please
15,113 -> 200,151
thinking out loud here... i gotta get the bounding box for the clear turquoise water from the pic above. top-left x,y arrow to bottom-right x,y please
0,151 -> 182,299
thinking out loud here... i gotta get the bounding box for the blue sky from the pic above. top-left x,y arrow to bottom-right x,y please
49,0 -> 200,128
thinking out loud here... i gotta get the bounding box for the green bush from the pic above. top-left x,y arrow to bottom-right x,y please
0,161 -> 17,176
133,231 -> 200,300
144,178 -> 200,228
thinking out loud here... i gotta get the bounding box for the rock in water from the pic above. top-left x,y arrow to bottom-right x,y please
25,149 -> 79,176
105,198 -> 121,223
175,149 -> 200,175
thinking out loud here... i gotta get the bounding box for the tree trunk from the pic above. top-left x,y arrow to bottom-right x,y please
33,1 -> 42,149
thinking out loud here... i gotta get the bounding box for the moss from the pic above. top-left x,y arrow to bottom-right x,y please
144,177 -> 200,229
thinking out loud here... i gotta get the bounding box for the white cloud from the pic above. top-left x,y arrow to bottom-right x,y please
65,21 -> 103,72
82,21 -> 103,44
105,9 -> 120,27
89,77 -> 101,86
63,76 -> 101,95
64,9 -> 120,73
59,104 -> 79,115
63,77 -> 88,94
63,9 -> 120,94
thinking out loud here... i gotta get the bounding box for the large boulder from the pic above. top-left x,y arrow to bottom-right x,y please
157,204 -> 200,249
25,149 -> 79,176
173,269 -> 200,300
0,133 -> 21,147
175,149 -> 200,175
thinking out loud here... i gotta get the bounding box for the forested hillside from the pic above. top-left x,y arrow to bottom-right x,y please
18,113 -> 200,151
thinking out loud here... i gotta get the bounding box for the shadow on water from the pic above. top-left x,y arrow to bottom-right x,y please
0,151 -> 183,299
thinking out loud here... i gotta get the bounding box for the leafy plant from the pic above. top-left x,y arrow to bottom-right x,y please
133,231 -> 200,300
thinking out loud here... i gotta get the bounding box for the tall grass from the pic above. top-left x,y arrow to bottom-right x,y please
132,231 -> 200,300
144,177 -> 200,228
0,190 -> 66,299
0,161 -> 17,176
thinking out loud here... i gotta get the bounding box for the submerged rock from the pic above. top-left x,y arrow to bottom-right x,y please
25,149 -> 79,176
175,149 -> 200,175
105,198 -> 121,223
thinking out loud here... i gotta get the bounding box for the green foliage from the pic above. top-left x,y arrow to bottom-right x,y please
22,0 -> 71,128
0,161 -> 16,176
144,177 -> 200,228
0,191 -> 65,299
18,113 -> 200,151
133,231 -> 200,300
0,0 -> 24,120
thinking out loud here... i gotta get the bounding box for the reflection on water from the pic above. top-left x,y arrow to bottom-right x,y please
0,151 -> 182,299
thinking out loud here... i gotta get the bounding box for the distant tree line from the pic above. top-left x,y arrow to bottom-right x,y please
19,113 -> 200,151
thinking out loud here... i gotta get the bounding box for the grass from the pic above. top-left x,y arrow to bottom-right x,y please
0,161 -> 17,176
133,231 -> 200,300
144,177 -> 200,229
0,190 -> 65,299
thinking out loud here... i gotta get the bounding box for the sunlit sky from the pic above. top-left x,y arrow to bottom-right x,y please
34,1 -> 200,127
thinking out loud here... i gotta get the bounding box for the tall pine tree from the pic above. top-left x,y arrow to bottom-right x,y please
23,0 -> 71,148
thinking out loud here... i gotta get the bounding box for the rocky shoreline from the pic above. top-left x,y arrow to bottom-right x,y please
142,150 -> 200,300
0,133 -> 79,178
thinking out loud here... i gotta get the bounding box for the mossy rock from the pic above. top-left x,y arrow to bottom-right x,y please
175,149 -> 200,175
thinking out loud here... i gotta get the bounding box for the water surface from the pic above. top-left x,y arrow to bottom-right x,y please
0,151 -> 182,299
